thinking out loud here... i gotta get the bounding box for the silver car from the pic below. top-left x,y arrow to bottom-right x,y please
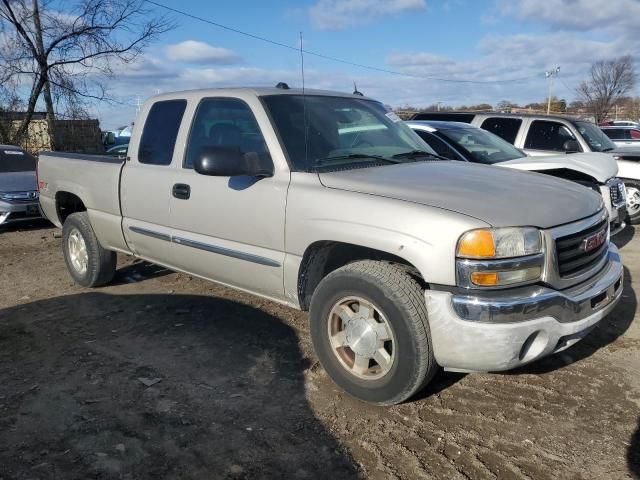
600,126 -> 640,149
0,146 -> 41,226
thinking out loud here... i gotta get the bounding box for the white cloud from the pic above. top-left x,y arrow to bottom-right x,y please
306,0 -> 426,30
165,40 -> 242,64
497,0 -> 640,41
92,0 -> 640,128
386,30 -> 629,85
387,52 -> 456,68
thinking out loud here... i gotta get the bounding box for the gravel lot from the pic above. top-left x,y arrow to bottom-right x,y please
1,220 -> 639,479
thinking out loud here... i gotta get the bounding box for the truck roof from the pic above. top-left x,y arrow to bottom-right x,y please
146,86 -> 376,103
406,120 -> 476,132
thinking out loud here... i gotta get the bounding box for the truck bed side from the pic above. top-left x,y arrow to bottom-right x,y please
38,152 -> 130,253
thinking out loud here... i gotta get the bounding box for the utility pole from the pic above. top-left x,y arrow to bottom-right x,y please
545,67 -> 560,115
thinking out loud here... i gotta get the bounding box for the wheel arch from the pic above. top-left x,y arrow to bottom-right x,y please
55,191 -> 87,225
297,240 -> 426,311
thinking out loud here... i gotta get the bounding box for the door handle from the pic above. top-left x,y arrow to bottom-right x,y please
172,183 -> 191,200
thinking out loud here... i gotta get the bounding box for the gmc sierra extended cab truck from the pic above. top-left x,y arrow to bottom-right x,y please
38,87 -> 623,405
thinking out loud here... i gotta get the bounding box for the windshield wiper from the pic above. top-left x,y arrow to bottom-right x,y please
314,153 -> 401,165
392,150 -> 449,161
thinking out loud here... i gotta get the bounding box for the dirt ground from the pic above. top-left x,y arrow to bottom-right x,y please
0,220 -> 639,480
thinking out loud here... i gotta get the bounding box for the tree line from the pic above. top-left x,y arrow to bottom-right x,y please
398,56 -> 637,123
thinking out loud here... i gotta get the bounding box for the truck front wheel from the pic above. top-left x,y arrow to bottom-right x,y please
309,260 -> 437,405
62,212 -> 116,287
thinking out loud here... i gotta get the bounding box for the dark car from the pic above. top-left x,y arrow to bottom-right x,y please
0,145 -> 41,226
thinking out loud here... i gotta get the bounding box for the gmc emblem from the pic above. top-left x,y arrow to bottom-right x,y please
581,228 -> 607,253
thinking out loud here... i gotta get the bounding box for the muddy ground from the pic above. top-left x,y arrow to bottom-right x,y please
0,220 -> 639,479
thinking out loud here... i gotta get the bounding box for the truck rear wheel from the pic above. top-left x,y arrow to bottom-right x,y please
62,212 -> 116,287
309,260 -> 437,405
625,181 -> 640,225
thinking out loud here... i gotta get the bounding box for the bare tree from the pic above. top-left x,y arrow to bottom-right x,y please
0,0 -> 172,147
496,100 -> 515,112
576,56 -> 636,123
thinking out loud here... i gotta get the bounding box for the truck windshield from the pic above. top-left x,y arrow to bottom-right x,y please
575,121 -> 617,152
262,95 -> 437,171
436,127 -> 524,164
0,148 -> 36,172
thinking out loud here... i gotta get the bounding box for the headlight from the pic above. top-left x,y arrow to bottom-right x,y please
457,227 -> 542,259
456,227 -> 544,288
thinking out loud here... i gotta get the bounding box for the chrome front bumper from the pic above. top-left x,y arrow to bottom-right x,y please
610,203 -> 627,236
425,244 -> 623,373
0,199 -> 42,225
602,179 -> 627,236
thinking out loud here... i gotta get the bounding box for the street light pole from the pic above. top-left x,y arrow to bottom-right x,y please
545,66 -> 560,115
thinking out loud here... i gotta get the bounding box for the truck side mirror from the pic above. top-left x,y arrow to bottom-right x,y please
193,146 -> 273,178
562,139 -> 580,153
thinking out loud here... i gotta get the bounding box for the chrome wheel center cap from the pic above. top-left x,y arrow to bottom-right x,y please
345,318 -> 377,357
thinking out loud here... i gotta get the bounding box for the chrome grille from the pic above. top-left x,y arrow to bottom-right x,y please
555,217 -> 609,278
608,179 -> 626,207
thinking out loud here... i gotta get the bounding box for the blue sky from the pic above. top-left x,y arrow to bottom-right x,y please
96,0 -> 640,128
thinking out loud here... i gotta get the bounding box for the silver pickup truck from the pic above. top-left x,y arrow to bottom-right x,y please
38,87 -> 623,405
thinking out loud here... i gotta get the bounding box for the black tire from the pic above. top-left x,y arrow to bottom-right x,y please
623,180 -> 640,225
309,260 -> 437,405
62,212 -> 116,287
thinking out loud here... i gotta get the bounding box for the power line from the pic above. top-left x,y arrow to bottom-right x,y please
559,77 -> 574,95
143,0 -> 540,85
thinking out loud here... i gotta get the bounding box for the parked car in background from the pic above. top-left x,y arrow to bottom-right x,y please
600,126 -> 640,149
411,111 -> 640,224
407,120 -> 627,234
38,86 -> 623,405
102,125 -> 131,149
0,145 -> 41,226
106,144 -> 128,157
599,120 -> 640,128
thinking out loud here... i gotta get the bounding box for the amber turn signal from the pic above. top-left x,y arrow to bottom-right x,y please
457,229 -> 496,258
470,271 -> 499,286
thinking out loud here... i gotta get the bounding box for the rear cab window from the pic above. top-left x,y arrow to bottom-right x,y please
138,99 -> 187,165
524,120 -> 580,152
479,117 -> 522,144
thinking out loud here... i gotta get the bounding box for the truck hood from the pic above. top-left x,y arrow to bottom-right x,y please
0,171 -> 37,192
318,161 -> 603,229
498,152 -> 618,182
